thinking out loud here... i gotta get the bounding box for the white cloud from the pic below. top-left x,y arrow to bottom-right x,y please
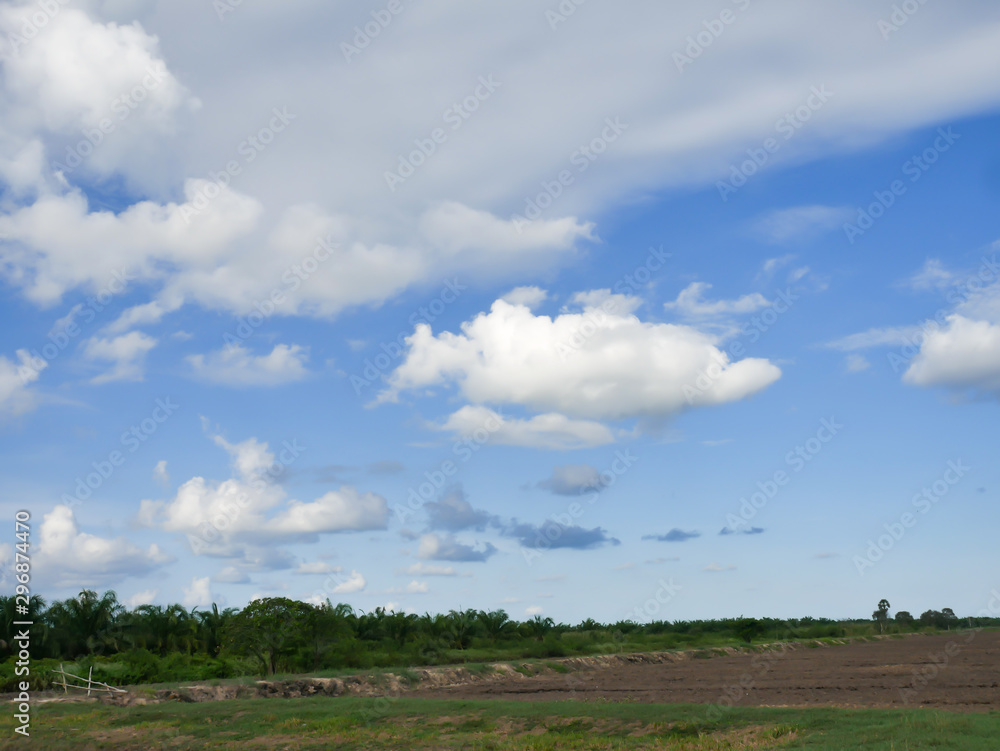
36,505 -> 172,587
187,343 -> 310,387
153,460 -> 170,486
439,406 -> 615,450
825,326 -> 921,351
846,354 -> 871,373
538,464 -> 604,495
388,580 -> 430,594
417,533 -> 497,562
397,562 -> 467,577
214,566 -> 250,584
0,350 -> 47,419
82,331 -> 157,383
2,1 -> 998,332
382,297 -> 781,425
501,286 -> 548,310
752,205 -> 853,243
331,570 -> 366,594
125,589 -> 158,609
703,563 -> 736,572
183,576 -> 213,609
906,259 -> 956,291
296,561 -> 342,575
525,606 -> 543,616
139,430 -> 390,560
904,314 -> 1000,393
664,282 -> 770,318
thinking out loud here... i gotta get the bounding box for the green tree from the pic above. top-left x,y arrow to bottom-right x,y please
735,617 -> 764,644
872,599 -> 890,634
222,597 -> 315,675
45,590 -> 123,657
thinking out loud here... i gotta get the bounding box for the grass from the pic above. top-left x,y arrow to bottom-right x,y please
6,697 -> 1000,750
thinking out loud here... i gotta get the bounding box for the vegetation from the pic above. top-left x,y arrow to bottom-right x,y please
9,696 -> 1000,750
2,590 -> 995,691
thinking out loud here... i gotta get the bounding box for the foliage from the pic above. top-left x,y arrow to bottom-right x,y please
1,590 -> 995,688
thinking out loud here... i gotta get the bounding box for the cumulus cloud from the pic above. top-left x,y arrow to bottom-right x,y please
439,406 -> 615,450
214,566 -> 251,583
501,286 -> 549,310
719,526 -> 765,536
82,331 -> 157,383
903,314 -> 1000,394
537,465 -> 605,495
417,533 -> 497,562
502,521 -> 619,550
664,282 -> 771,319
0,350 -> 46,419
188,343 -> 310,386
183,577 -> 213,609
153,460 -> 170,486
36,505 -> 172,587
382,297 -> 781,431
642,529 -> 701,543
330,570 -> 366,594
139,429 -> 389,561
424,487 -> 495,531
845,354 -> 871,373
125,589 -> 158,609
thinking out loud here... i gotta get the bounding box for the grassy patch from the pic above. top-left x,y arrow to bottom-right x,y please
8,696 -> 1000,750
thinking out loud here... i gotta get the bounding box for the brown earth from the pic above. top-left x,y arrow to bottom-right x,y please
411,632 -> 1000,712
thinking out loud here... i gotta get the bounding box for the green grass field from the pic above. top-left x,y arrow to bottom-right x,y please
6,697 -> 999,750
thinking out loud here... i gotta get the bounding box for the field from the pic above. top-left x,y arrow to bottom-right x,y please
6,631 -> 999,749
414,631 -> 1000,712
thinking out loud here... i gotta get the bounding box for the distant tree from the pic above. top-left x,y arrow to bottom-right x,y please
222,597 -> 314,675
920,609 -> 946,629
872,599 -> 890,634
734,617 -> 764,644
895,610 -> 915,627
941,608 -> 958,627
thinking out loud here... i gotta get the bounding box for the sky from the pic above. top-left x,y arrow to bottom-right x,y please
1,0 -> 999,624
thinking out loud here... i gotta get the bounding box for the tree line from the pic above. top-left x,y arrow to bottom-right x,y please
1,590 -> 994,690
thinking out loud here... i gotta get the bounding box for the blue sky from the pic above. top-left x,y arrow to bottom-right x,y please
1,0 -> 999,623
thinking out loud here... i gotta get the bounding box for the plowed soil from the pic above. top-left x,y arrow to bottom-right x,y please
412,632 -> 1000,712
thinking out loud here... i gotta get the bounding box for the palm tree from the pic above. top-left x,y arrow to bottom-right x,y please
46,590 -> 123,657
477,609 -> 512,643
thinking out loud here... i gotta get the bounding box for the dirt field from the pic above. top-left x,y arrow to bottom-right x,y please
412,632 -> 1000,712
